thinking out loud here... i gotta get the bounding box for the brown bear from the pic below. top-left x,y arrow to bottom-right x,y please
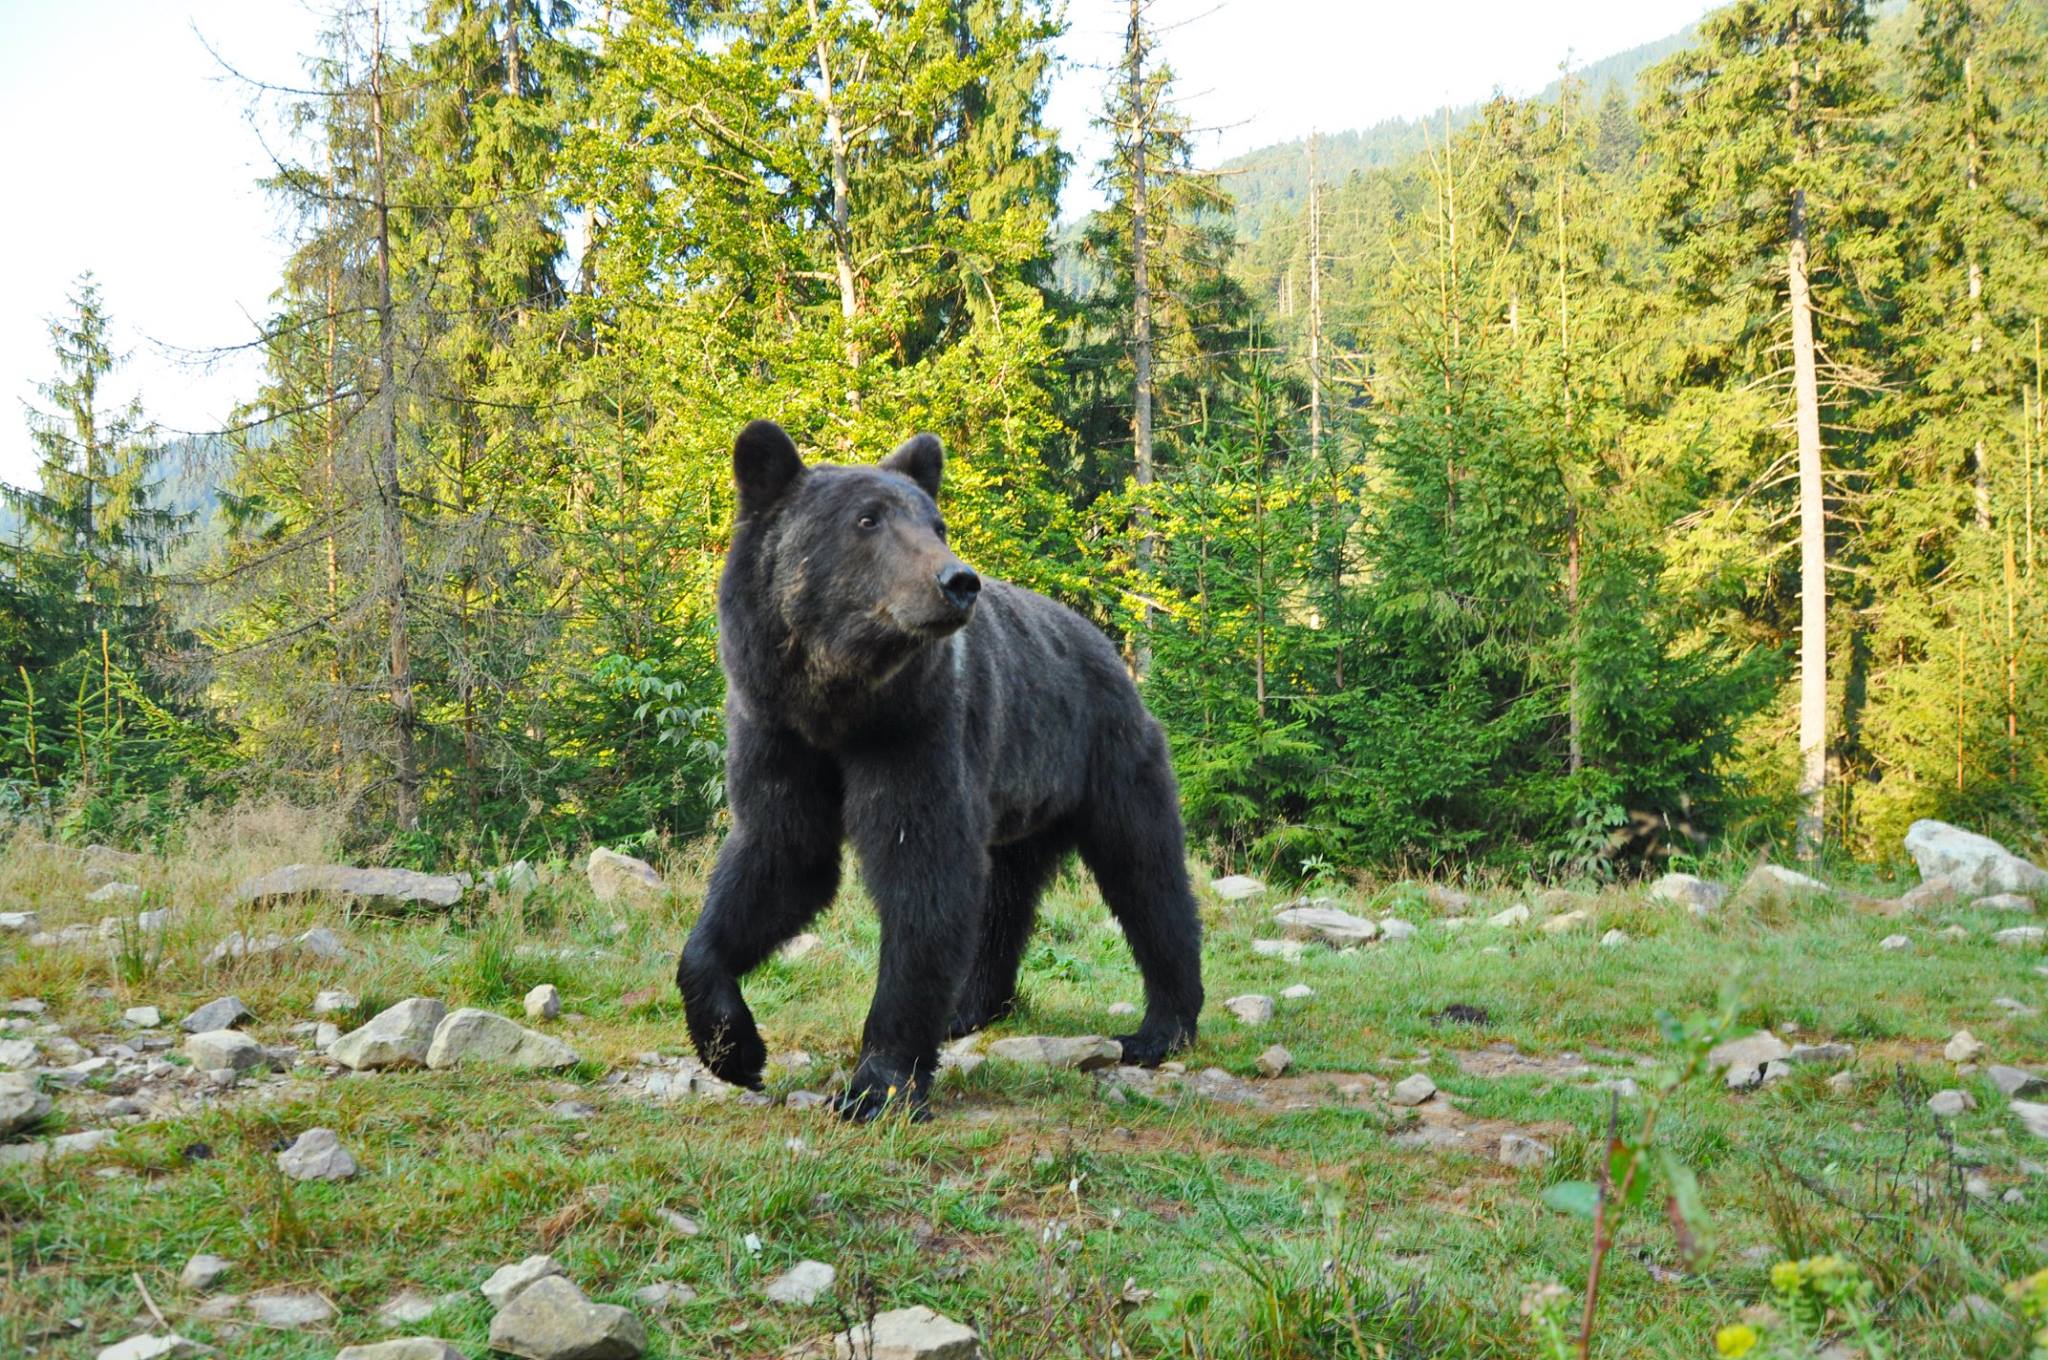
676,420 -> 1203,1119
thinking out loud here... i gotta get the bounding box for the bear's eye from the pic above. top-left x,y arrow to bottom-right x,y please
856,512 -> 879,531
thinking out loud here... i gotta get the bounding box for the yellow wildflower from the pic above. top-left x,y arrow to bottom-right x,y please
1715,1323 -> 1759,1357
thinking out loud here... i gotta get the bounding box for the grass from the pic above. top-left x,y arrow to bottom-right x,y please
2,815 -> 2046,1358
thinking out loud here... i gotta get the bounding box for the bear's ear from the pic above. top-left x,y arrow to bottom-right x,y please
880,433 -> 944,502
733,420 -> 804,514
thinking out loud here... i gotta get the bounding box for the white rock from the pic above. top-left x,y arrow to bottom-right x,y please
1541,909 -> 1591,934
587,847 -> 664,904
0,1084 -> 52,1136
1990,1065 -> 2048,1099
656,1208 -> 702,1236
1946,1030 -> 1987,1063
0,1128 -> 112,1166
1107,1000 -> 1139,1016
123,1006 -> 161,1028
1378,917 -> 1418,941
832,1305 -> 984,1360
1900,875 -> 1960,910
632,1282 -> 698,1311
485,860 -> 540,899
96,1335 -> 209,1360
315,1022 -> 341,1050
0,911 -> 39,934
1280,984 -> 1315,1000
488,1275 -> 645,1360
276,1127 -> 358,1181
1905,820 -> 2048,897
1879,934 -> 1911,951
482,1254 -> 565,1309
1273,903 -> 1378,946
246,1290 -> 336,1327
236,863 -> 464,908
984,1035 -> 1121,1070
1255,1044 -> 1292,1077
184,1030 -> 264,1073
296,926 -> 349,960
87,881 -> 143,904
330,998 -> 447,1070
1223,994 -> 1275,1025
1209,874 -> 1266,901
1745,863 -> 1831,898
1390,1074 -> 1437,1106
1648,872 -> 1725,913
1249,938 -> 1305,962
763,1259 -> 836,1305
180,997 -> 253,1033
1498,1133 -> 1553,1168
1708,1030 -> 1791,1071
0,1038 -> 37,1069
1599,929 -> 1629,948
337,1341 -> 469,1360
1974,892 -> 2034,912
180,1253 -> 232,1291
777,932 -> 823,961
427,1008 -> 578,1071
525,984 -> 563,1021
2015,1100 -> 2048,1139
1998,926 -> 2047,948
1487,904 -> 1530,928
1929,1089 -> 1975,1117
313,989 -> 358,1016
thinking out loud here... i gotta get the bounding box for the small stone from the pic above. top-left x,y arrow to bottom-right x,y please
426,1008 -> 579,1071
1209,874 -> 1266,901
1597,1078 -> 1641,1101
1223,994 -> 1275,1025
763,1259 -> 836,1305
296,926 -> 349,960
180,997 -> 253,1034
1648,872 -> 1726,913
1249,938 -> 1305,962
1994,995 -> 2041,1018
1990,1065 -> 2048,1099
0,912 -> 39,934
95,1335 -> 210,1360
984,1035 -> 1122,1070
87,881 -> 143,904
246,1290 -> 336,1327
1255,1044 -> 1292,1077
123,1006 -> 162,1028
1106,1000 -> 1139,1017
1940,924 -> 1971,940
1946,1030 -> 1987,1063
1487,904 -> 1530,928
1786,1043 -> 1855,1067
1900,875 -> 1960,911
2005,1187 -> 2026,1204
2015,1100 -> 2048,1138
1996,926 -> 2046,948
1929,1089 -> 1975,1117
1827,1070 -> 1859,1093
549,1100 -> 597,1120
312,989 -> 359,1016
336,1342 -> 468,1360
1379,917 -> 1418,941
777,932 -> 823,961
1708,1030 -> 1791,1071
1540,910 -> 1590,934
1724,1063 -> 1763,1091
1745,864 -> 1831,899
276,1127 -> 358,1181
488,1274 -> 646,1360
184,1030 -> 263,1073
1879,934 -> 1911,951
1498,1133 -> 1553,1168
1280,984 -> 1315,1000
179,1254 -> 232,1292
1273,903 -> 1378,946
831,1305 -> 983,1360
587,847 -> 664,905
655,1208 -> 701,1236
525,985 -> 562,1021
1976,893 -> 2037,912
1599,929 -> 1629,947
786,1091 -> 829,1111
375,1289 -> 443,1327
203,930 -> 287,965
0,1038 -> 37,1068
0,1084 -> 52,1136
482,1255 -> 565,1309
1390,1073 -> 1437,1106
330,998 -> 447,1071
631,1282 -> 697,1311
315,1022 -> 341,1050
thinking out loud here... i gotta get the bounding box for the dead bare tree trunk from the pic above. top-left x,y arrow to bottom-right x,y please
370,0 -> 420,829
1789,186 -> 1828,855
1307,131 -> 1323,460
807,0 -> 860,384
1560,162 -> 1582,777
1126,0 -> 1155,678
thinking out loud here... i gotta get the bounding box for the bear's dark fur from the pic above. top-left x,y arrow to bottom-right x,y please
676,419 -> 1205,1119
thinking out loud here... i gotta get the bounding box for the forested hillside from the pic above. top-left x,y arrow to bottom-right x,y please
4,0 -> 2046,883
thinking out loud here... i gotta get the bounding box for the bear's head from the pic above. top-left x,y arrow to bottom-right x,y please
731,419 -> 981,676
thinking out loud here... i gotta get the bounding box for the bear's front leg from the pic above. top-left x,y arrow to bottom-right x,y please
840,756 -> 988,1122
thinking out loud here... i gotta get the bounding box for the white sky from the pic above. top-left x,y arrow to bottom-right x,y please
0,0 -> 1713,489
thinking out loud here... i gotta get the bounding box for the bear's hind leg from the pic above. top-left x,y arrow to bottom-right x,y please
947,830 -> 1070,1039
1079,740 -> 1203,1067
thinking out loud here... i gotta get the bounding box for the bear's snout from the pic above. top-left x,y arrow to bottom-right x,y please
937,563 -> 981,615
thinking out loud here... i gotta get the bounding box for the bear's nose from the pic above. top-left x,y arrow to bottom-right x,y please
937,563 -> 981,613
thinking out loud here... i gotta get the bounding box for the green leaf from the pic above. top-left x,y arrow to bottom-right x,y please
1541,1180 -> 1601,1219
1656,1148 -> 1707,1231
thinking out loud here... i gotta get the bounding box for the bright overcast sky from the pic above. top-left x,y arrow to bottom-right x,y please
0,0 -> 1712,489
